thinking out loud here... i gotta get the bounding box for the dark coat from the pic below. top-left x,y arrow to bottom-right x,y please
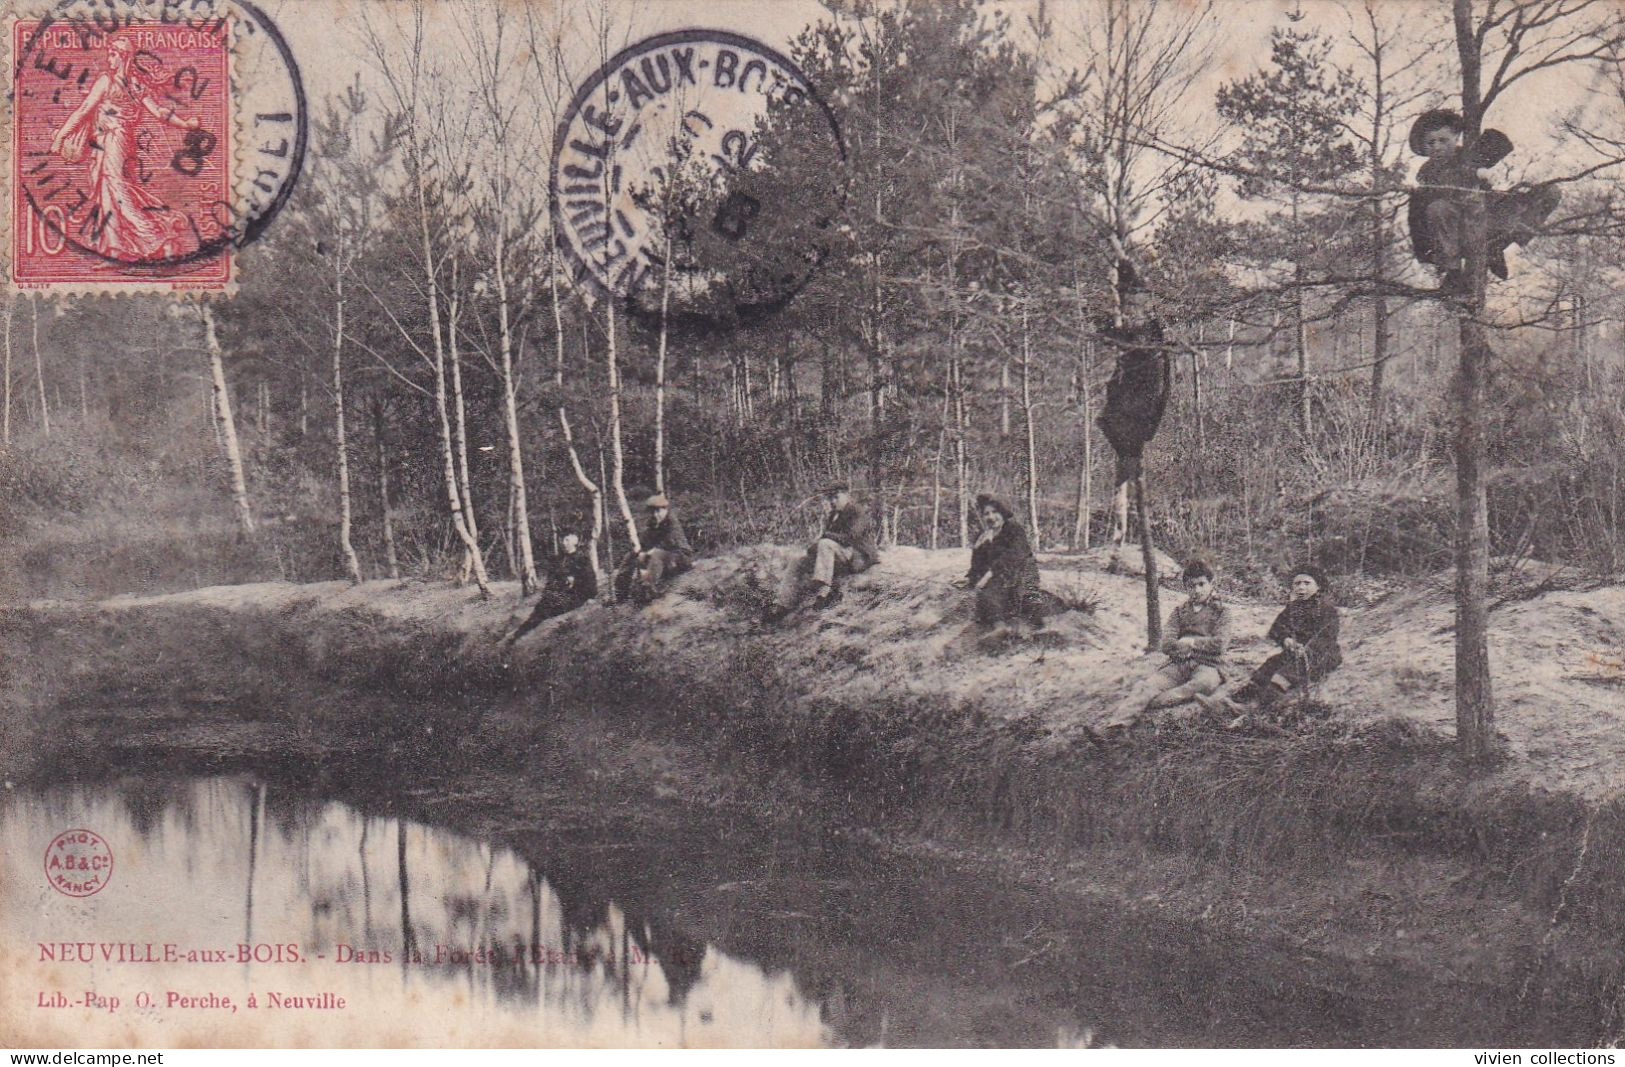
544,548 -> 598,607
641,511 -> 693,563
1095,318 -> 1171,482
1408,129 -> 1513,276
1265,594 -> 1342,680
967,520 -> 1045,622
819,501 -> 879,570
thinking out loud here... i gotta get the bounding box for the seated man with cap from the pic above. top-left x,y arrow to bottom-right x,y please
614,493 -> 694,604
763,481 -> 879,623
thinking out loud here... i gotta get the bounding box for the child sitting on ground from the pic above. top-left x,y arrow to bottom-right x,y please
1198,565 -> 1341,724
1103,559 -> 1231,729
1407,108 -> 1560,294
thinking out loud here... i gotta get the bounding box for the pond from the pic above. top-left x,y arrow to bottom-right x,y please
0,761 -> 1566,1047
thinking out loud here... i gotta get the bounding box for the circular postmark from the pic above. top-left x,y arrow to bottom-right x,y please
44,828 -> 113,897
11,0 -> 307,283
552,29 -> 846,323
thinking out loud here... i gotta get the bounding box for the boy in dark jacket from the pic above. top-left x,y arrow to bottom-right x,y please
505,532 -> 599,644
1199,566 -> 1342,716
614,494 -> 694,604
1407,109 -> 1560,293
765,482 -> 879,621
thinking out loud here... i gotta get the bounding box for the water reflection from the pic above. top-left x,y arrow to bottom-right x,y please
0,778 -> 830,1047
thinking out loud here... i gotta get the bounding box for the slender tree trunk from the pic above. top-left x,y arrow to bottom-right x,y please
604,300 -> 640,554
1366,34 -> 1391,429
999,359 -> 1011,439
1135,474 -> 1161,648
412,148 -> 489,595
200,305 -> 254,535
1020,301 -> 1040,549
333,275 -> 362,584
374,398 -> 400,580
494,223 -> 538,593
1073,325 -> 1093,551
1294,270 -> 1311,436
654,228 -> 672,495
1451,0 -> 1494,761
599,440 -> 616,566
1454,312 -> 1494,759
1191,324 -> 1206,495
447,266 -> 480,582
31,296 -> 49,438
931,379 -> 949,550
550,238 -> 605,588
1370,293 -> 1391,427
952,351 -> 969,548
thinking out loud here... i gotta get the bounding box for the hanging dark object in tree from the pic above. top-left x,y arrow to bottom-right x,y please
1094,260 -> 1169,647
1096,265 -> 1172,487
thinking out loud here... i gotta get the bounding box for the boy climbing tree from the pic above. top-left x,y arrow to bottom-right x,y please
1406,107 -> 1561,293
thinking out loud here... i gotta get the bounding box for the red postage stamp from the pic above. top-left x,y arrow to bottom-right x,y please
11,19 -> 233,290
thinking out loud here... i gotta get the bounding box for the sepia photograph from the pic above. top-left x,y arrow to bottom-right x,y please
2,0 -> 1625,1050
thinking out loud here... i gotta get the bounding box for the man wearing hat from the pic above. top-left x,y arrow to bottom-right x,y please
763,481 -> 879,622
1198,565 -> 1342,717
614,493 -> 694,604
1407,108 -> 1560,292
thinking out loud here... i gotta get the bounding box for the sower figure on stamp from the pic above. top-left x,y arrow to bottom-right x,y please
1096,261 -> 1172,572
763,482 -> 879,623
1407,109 -> 1560,296
48,36 -> 203,261
505,532 -> 599,645
1104,559 -> 1232,729
613,494 -> 694,605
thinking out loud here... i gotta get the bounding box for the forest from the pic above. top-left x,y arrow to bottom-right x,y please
3,0 -> 1623,759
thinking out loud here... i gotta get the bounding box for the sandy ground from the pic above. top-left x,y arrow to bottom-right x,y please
50,542 -> 1625,799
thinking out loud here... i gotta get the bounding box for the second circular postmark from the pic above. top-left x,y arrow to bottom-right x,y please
11,0 -> 308,288
552,29 -> 847,323
45,827 -> 113,897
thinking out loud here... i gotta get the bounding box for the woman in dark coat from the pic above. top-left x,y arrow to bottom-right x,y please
957,494 -> 1047,626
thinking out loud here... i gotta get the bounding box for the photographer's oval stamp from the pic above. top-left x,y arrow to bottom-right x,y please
552,28 -> 846,322
44,827 -> 113,897
9,0 -> 308,292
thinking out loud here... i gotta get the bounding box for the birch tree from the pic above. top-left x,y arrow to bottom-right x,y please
361,3 -> 492,596
200,304 -> 255,536
461,6 -> 544,592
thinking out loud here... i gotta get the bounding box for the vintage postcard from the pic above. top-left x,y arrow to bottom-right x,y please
3,0 -> 1624,1051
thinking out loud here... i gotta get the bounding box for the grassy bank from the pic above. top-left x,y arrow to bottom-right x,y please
5,550 -> 1625,1038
